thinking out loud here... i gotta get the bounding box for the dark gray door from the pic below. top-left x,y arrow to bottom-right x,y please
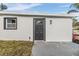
33,18 -> 45,40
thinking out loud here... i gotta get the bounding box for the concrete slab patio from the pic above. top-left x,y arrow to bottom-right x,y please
32,41 -> 79,56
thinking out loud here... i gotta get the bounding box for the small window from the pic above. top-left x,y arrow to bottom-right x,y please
4,17 -> 17,30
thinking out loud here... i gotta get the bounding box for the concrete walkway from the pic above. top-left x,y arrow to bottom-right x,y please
32,41 -> 79,56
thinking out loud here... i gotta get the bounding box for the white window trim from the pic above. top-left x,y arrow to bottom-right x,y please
4,17 -> 17,30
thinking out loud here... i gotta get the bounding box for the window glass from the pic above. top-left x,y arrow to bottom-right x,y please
4,17 -> 17,30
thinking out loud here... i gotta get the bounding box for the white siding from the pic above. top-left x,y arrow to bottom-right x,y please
46,17 -> 72,42
0,15 -> 33,41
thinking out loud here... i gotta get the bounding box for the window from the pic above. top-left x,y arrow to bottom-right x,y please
4,17 -> 17,30
36,20 -> 43,25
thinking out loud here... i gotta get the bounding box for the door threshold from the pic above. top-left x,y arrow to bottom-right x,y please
34,40 -> 45,42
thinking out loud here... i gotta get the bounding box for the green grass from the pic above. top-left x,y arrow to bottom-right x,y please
0,40 -> 33,56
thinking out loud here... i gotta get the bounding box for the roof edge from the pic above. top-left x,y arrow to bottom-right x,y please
0,11 -> 78,18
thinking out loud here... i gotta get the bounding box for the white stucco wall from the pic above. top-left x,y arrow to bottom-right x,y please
46,17 -> 72,42
0,15 -> 33,41
0,15 -> 72,42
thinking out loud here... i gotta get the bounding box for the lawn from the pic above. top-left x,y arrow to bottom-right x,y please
0,40 -> 33,56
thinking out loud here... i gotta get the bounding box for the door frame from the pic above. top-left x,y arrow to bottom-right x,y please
33,18 -> 46,43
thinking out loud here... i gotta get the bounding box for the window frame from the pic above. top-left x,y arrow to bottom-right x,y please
4,17 -> 17,30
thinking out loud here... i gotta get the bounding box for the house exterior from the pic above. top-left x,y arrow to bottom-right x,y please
0,11 -> 75,42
